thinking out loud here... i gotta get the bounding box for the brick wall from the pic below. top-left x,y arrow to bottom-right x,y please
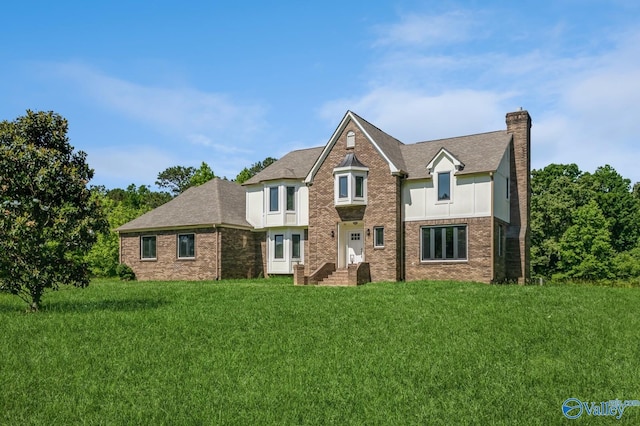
506,110 -> 532,283
220,228 -> 265,279
120,228 -> 218,281
404,217 -> 493,283
119,227 -> 263,281
307,119 -> 401,282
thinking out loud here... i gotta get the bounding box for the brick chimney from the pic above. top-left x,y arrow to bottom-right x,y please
505,109 -> 531,283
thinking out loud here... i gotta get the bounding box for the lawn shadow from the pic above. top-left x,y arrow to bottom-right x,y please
39,297 -> 170,313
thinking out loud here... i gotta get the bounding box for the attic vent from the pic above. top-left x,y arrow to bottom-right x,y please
346,131 -> 355,148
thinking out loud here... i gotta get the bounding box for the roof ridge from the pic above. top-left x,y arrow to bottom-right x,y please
410,129 -> 507,145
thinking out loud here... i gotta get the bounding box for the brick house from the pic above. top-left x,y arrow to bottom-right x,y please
118,109 -> 531,284
116,178 -> 264,281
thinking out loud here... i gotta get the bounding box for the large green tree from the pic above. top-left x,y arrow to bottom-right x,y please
189,161 -> 216,187
531,163 -> 640,281
530,164 -> 587,277
155,165 -> 196,196
555,200 -> 614,280
0,111 -> 107,311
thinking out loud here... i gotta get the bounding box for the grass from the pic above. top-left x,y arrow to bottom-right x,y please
1,278 -> 639,425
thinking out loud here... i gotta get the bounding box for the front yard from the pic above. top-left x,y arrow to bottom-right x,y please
1,278 -> 638,424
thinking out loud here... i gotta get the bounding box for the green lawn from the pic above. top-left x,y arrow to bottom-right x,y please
1,278 -> 639,425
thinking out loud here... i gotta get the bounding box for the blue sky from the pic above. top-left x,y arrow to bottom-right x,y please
2,0 -> 640,189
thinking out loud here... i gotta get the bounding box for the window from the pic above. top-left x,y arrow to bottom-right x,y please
498,225 -> 504,257
346,130 -> 355,148
269,187 -> 279,212
421,225 -> 467,261
335,172 -> 367,205
274,234 -> 284,259
286,186 -> 295,211
506,177 -> 510,199
338,176 -> 348,198
292,234 -> 301,259
355,176 -> 364,198
438,172 -> 451,201
374,227 -> 384,248
141,236 -> 156,259
178,234 -> 195,258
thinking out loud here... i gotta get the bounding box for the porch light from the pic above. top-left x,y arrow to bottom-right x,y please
331,230 -> 334,238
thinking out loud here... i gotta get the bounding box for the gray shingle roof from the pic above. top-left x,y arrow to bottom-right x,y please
350,111 -> 407,173
247,114 -> 511,186
116,178 -> 250,232
243,146 -> 324,185
401,131 -> 511,180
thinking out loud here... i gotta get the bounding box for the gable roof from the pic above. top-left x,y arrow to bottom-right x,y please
401,131 -> 511,180
350,111 -> 406,174
116,178 -> 250,232
244,112 -> 512,186
305,111 -> 406,183
243,146 -> 324,185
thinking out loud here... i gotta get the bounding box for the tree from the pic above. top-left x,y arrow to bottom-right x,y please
579,165 -> 639,253
189,161 -> 216,187
156,162 -> 216,195
556,200 -> 614,280
156,165 -> 196,196
235,157 -> 277,184
530,164 -> 587,277
0,111 -> 107,311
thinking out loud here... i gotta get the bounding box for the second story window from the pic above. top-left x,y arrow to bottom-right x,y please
286,186 -> 295,211
269,187 -> 279,212
338,176 -> 348,198
438,171 -> 451,201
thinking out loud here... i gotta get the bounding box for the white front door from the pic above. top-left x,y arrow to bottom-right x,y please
347,231 -> 364,264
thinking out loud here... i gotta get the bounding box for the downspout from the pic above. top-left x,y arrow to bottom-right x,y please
489,172 -> 495,282
215,226 -> 222,280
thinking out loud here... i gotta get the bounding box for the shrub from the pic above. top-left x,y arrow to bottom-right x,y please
116,264 -> 136,281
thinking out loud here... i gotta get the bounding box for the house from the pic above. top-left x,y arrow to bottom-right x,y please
117,109 -> 531,284
116,178 -> 264,281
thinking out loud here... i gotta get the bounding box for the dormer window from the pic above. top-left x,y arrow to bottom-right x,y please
334,153 -> 368,206
346,131 -> 355,148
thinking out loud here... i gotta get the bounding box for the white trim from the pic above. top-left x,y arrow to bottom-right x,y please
177,233 -> 196,259
426,148 -> 465,174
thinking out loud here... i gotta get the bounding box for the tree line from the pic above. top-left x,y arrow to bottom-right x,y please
531,164 -> 640,282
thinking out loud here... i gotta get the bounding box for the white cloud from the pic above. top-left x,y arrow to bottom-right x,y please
323,11 -> 640,184
373,11 -> 478,47
48,62 -> 268,151
320,87 -> 512,143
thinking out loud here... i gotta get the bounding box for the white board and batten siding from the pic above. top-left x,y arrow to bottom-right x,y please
245,182 -> 309,229
402,152 -> 511,222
